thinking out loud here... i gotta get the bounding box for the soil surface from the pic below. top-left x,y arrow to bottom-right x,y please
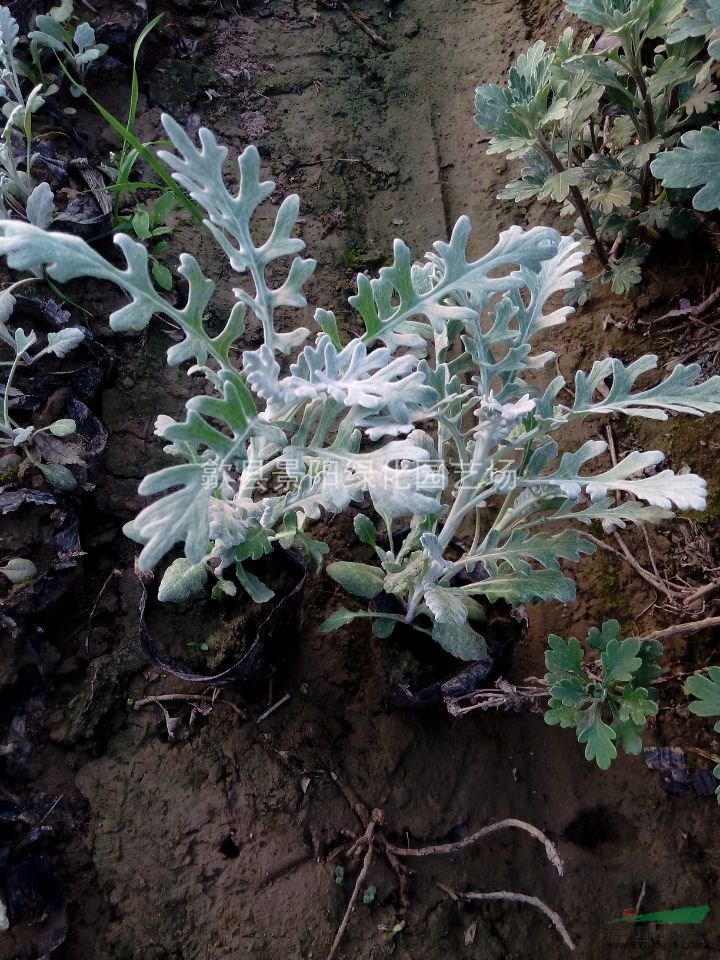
3,1 -> 720,959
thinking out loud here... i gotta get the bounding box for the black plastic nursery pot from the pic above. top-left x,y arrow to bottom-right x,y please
370,539 -> 526,714
138,546 -> 308,691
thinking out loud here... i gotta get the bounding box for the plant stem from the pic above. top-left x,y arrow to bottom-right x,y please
2,350 -> 22,428
625,38 -> 656,207
536,132 -> 609,267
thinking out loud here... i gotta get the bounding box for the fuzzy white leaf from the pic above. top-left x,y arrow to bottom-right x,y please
44,327 -> 84,357
423,585 -> 468,626
26,182 -> 54,228
157,557 -> 208,602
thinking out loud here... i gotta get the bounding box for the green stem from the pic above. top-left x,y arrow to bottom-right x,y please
3,350 -> 23,428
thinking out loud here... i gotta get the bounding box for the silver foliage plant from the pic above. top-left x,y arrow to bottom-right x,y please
0,116 -> 719,648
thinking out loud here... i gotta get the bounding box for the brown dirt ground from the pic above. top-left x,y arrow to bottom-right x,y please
3,1 -> 720,958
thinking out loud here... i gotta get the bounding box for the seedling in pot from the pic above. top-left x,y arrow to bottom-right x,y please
320,243 -> 720,669
0,7 -> 59,214
0,290 -> 84,491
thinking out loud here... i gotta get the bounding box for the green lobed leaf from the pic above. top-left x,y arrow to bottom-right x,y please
611,716 -> 644,755
601,636 -> 642,684
651,126 -> 720,211
577,706 -> 617,770
431,618 -> 488,661
326,561 -> 385,599
587,619 -> 622,652
686,666 -> 720,731
545,633 -> 584,675
617,686 -> 658,725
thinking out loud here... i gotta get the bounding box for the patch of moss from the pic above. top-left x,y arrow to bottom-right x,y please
598,562 -> 620,615
0,464 -> 19,485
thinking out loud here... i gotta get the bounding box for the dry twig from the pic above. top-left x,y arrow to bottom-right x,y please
318,1 -> 393,50
385,817 -> 564,876
256,692 -> 291,724
326,810 -> 383,960
439,885 -> 575,951
339,2 -> 393,49
323,769 -> 567,960
642,614 -> 720,643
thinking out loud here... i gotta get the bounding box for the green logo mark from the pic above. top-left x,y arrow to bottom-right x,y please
611,906 -> 709,925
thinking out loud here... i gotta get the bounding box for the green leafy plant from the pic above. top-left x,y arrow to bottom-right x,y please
474,0 -> 719,296
651,125 -> 720,208
544,620 -> 662,769
651,9 -> 720,210
119,190 -> 176,291
362,884 -> 377,905
685,666 -> 720,799
90,13 -> 199,231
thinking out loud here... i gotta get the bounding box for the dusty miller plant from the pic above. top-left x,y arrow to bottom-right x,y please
0,285 -> 84,491
319,246 -> 720,659
0,114 -> 719,640
0,4 -> 107,221
474,0 -> 719,298
0,6 -> 58,218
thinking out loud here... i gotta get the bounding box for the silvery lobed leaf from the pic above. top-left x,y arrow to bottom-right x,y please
0,223 -> 185,333
477,528 -> 595,576
126,464 -> 212,570
314,445 -> 445,518
571,355 -> 720,419
351,218 -> 568,353
462,568 -> 576,604
524,440 -> 707,510
423,585 -> 468,626
43,326 -> 85,358
585,457 -> 707,511
158,116 -> 315,354
12,426 -> 34,445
